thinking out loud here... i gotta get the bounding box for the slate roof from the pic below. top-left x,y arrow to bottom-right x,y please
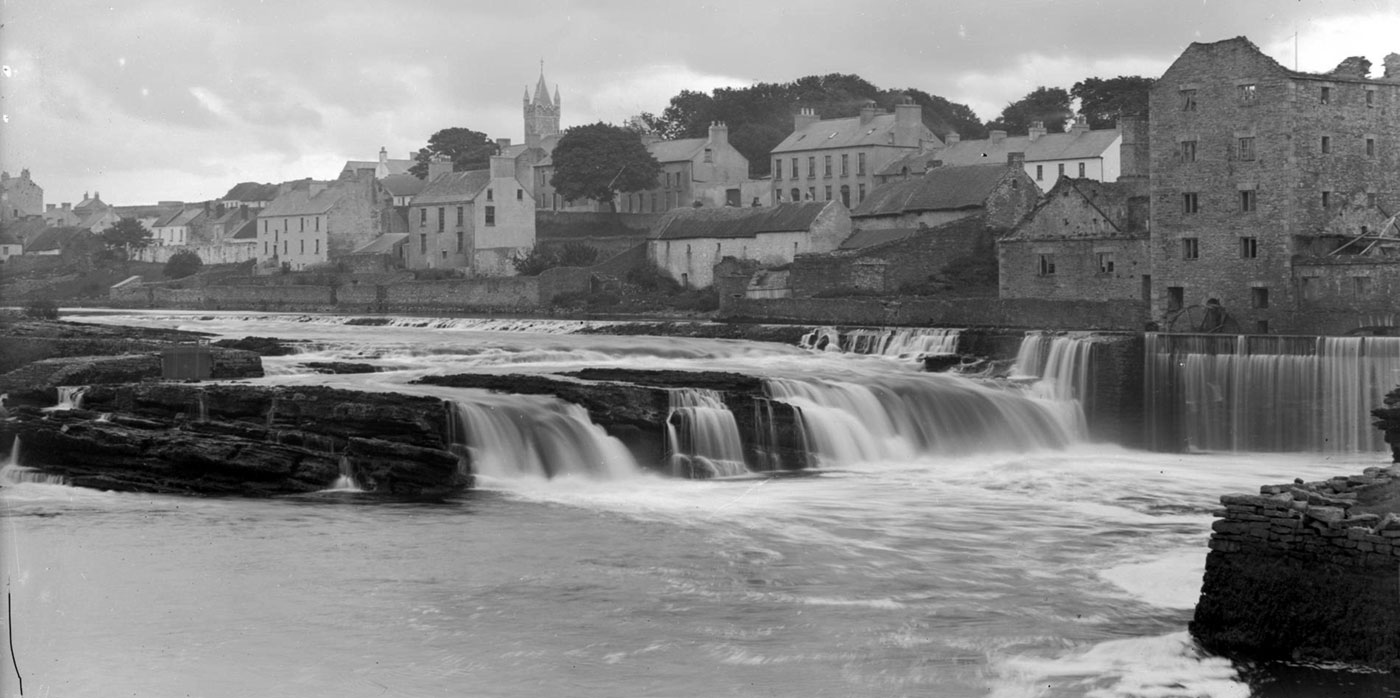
228,218 -> 259,241
772,113 -> 932,154
75,209 -> 119,231
381,173 -> 428,198
653,202 -> 830,241
852,164 -> 1010,217
24,226 -> 90,253
887,129 -> 1120,174
409,170 -> 492,206
0,217 -> 47,246
221,182 -> 281,203
648,137 -> 709,164
152,207 -> 205,228
351,233 -> 408,254
260,181 -> 349,217
342,158 -> 414,176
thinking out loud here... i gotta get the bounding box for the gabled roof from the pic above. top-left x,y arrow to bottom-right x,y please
895,129 -> 1120,173
228,218 -> 259,241
409,170 -> 492,206
342,158 -> 414,176
0,217 -> 47,246
75,209 -> 119,231
1005,176 -> 1150,241
222,182 -> 281,203
852,164 -> 1011,217
351,233 -> 409,254
381,173 -> 428,198
648,137 -> 709,164
260,181 -> 351,217
24,226 -> 90,252
153,207 -> 205,228
772,113 -> 927,154
653,201 -> 832,241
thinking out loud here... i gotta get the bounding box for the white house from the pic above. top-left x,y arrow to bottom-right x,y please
647,200 -> 851,288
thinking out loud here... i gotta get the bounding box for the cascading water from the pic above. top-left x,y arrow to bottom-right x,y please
0,437 -> 68,486
800,327 -> 962,357
450,395 -> 641,480
329,456 -> 363,492
1146,333 -> 1400,452
1010,332 -> 1095,436
764,373 -> 1083,468
665,389 -> 748,478
45,385 -> 89,411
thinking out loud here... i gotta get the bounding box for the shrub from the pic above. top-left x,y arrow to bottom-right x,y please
672,288 -> 719,312
513,243 -> 600,276
164,250 -> 204,279
624,265 -> 682,294
23,298 -> 60,320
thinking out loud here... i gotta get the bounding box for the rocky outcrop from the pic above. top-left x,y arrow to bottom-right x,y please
211,335 -> 304,356
0,319 -> 212,374
414,369 -> 809,476
0,349 -> 264,405
301,361 -> 381,374
1191,466 -> 1400,670
0,384 -> 469,497
1372,385 -> 1400,462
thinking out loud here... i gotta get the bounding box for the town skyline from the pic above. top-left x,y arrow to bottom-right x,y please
2,0 -> 1395,205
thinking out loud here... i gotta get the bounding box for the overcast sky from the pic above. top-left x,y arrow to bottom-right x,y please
2,0 -> 1396,206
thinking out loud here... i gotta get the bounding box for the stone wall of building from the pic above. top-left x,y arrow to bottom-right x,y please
536,211 -> 659,259
1192,466 -> 1400,669
1001,238 -> 1150,301
721,296 -> 1148,330
791,216 -> 996,296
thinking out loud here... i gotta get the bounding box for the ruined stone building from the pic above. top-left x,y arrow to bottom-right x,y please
0,169 -> 43,221
1149,37 -> 1400,334
770,100 -> 940,209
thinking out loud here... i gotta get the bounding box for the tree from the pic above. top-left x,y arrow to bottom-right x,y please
987,86 -> 1074,134
1072,76 -> 1153,129
409,127 -> 498,179
164,250 -> 204,279
549,123 -> 662,211
511,242 -> 600,276
99,217 -> 152,258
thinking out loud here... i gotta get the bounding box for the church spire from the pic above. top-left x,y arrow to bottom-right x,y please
532,60 -> 552,106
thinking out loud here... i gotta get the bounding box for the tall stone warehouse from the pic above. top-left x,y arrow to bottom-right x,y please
1150,38 -> 1400,334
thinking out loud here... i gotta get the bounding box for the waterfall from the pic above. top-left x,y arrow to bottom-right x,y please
45,385 -> 89,411
800,327 -> 962,357
764,374 -> 1083,468
328,456 -> 364,491
666,389 -> 748,478
1146,334 -> 1400,452
449,395 -> 641,480
0,437 -> 69,486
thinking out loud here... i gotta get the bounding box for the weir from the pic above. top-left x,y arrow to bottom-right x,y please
0,437 -> 68,486
665,389 -> 748,478
800,327 -> 962,357
1146,334 -> 1400,452
43,385 -> 89,412
448,395 -> 641,480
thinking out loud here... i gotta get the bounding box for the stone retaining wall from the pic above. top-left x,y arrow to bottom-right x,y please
1192,466 -> 1400,669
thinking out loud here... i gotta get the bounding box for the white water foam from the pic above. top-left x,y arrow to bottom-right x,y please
987,632 -> 1248,698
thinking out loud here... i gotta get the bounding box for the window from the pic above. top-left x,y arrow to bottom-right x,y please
858,183 -> 866,203
1097,252 -> 1115,274
808,157 -> 816,179
299,218 -> 304,232
419,209 -> 427,226
841,154 -> 849,177
1251,287 -> 1269,309
263,221 -> 268,234
457,206 -> 464,226
314,239 -> 319,255
438,207 -> 445,232
299,240 -> 305,254
774,159 -> 782,180
791,188 -> 800,202
1240,236 -> 1258,258
1167,286 -> 1184,311
857,153 -> 866,176
1322,191 -> 1331,209
283,241 -> 287,255
1182,237 -> 1199,260
1181,140 -> 1197,162
1038,254 -> 1056,276
791,158 -> 799,179
1058,163 -> 1065,177
703,147 -> 713,163
1035,164 -> 1043,180
1077,162 -> 1086,177
486,188 -> 493,201
1183,192 -> 1199,214
1181,89 -> 1197,111
840,185 -> 850,207
1354,276 -> 1373,297
315,217 -> 320,232
1367,138 -> 1376,157
484,206 -> 495,226
456,230 -> 464,251
807,187 -> 815,201
1320,86 -> 1330,104
517,189 -> 523,201
1237,137 -> 1255,161
1240,190 -> 1256,212
1320,136 -> 1330,154
1301,277 -> 1319,301
824,155 -> 832,177
263,241 -> 268,254
1238,83 -> 1257,101
824,185 -> 832,201
1367,90 -> 1375,107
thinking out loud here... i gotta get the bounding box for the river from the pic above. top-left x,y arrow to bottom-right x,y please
2,311 -> 1397,697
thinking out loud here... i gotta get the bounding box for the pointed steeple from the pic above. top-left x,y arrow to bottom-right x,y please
553,84 -> 561,108
532,60 -> 551,106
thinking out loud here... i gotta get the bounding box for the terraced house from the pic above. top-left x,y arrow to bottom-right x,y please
771,99 -> 939,208
406,156 -> 534,275
255,174 -> 396,272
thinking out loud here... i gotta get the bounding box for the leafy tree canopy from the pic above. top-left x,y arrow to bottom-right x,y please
549,123 -> 662,209
1072,76 -> 1153,129
987,86 -> 1074,135
410,127 -> 499,179
164,250 -> 204,279
100,217 -> 152,252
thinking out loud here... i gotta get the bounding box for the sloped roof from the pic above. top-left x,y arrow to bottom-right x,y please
852,164 -> 1010,217
647,137 -> 708,164
773,113 -> 926,154
228,218 -> 259,241
409,170 -> 491,206
1005,177 -> 1150,241
342,158 -> 414,176
75,209 -> 119,231
839,227 -> 919,250
653,201 -> 831,241
381,173 -> 428,198
260,181 -> 350,217
899,129 -> 1119,173
0,217 -> 47,246
153,207 -> 205,228
351,233 -> 409,254
24,226 -> 90,252
221,182 -> 281,202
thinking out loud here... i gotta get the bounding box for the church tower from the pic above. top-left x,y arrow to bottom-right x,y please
523,63 -> 561,150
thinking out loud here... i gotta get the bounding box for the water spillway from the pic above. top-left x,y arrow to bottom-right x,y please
800,326 -> 962,357
1146,333 -> 1400,453
665,389 -> 748,478
449,394 -> 642,481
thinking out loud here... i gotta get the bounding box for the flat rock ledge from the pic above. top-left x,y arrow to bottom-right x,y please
1,383 -> 469,498
1191,465 -> 1400,670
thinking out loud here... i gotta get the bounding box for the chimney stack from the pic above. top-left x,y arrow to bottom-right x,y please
1069,115 -> 1089,135
428,158 -> 455,182
708,121 -> 729,146
378,146 -> 388,165
496,138 -> 511,151
1007,152 -> 1026,169
793,107 -> 820,132
489,155 -> 516,180
1028,121 -> 1047,142
990,130 -> 1007,143
1116,113 -> 1150,181
944,132 -> 961,145
893,97 -> 922,147
859,102 -> 879,125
